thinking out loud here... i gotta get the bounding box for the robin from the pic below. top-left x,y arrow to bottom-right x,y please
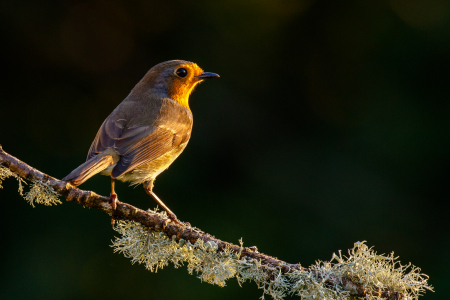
62,60 -> 219,225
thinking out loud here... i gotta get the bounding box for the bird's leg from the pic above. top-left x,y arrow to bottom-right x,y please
110,177 -> 118,226
143,180 -> 180,225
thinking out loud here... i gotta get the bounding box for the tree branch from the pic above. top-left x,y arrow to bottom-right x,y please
0,145 -> 431,300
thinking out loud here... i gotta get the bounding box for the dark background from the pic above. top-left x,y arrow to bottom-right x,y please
1,1 -> 449,299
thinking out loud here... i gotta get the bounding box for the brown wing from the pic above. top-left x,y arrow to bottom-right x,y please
87,98 -> 192,179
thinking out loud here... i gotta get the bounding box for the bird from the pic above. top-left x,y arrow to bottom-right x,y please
62,60 -> 219,225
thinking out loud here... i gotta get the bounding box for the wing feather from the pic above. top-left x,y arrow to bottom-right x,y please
87,98 -> 192,179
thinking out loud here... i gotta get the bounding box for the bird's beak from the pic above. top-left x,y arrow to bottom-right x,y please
196,72 -> 220,79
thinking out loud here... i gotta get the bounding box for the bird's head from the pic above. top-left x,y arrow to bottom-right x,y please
137,60 -> 219,109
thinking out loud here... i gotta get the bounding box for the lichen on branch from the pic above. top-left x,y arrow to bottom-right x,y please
112,217 -> 242,286
0,163 -> 26,195
24,181 -> 62,207
112,218 -> 432,300
1,164 -> 61,207
0,146 -> 433,300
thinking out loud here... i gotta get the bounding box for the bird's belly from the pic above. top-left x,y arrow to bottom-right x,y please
105,143 -> 188,186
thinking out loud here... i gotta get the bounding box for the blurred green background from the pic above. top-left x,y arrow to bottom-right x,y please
1,0 -> 449,299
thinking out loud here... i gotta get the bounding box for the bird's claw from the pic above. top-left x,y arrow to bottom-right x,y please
110,193 -> 118,210
162,218 -> 171,229
110,193 -> 118,226
166,213 -> 186,226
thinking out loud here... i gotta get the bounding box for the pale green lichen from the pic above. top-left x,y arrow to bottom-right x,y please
112,217 -> 241,286
1,165 -> 61,207
24,181 -> 62,207
0,164 -> 26,195
323,242 -> 432,299
112,219 -> 432,300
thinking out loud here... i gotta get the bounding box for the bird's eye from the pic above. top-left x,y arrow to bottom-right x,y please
176,68 -> 188,78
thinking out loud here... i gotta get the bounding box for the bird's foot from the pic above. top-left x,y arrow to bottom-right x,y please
110,193 -> 118,227
162,218 -> 171,229
167,213 -> 184,226
165,213 -> 190,227
160,214 -> 184,229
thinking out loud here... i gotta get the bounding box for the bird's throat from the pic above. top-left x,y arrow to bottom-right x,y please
168,81 -> 201,109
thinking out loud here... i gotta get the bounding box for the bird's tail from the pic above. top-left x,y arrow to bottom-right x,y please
62,155 -> 115,186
